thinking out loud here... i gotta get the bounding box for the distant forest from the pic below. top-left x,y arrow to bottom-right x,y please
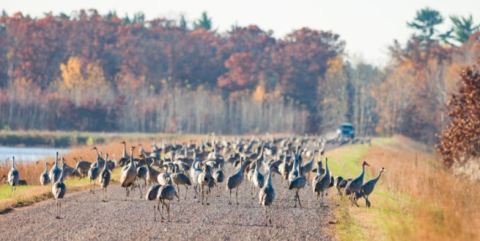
0,8 -> 478,143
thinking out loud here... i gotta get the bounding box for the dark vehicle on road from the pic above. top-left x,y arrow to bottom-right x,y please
337,123 -> 355,141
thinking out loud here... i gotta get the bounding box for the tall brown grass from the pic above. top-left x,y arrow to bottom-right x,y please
366,136 -> 479,241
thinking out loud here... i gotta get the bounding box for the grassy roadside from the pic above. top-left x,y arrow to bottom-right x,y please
327,136 -> 479,241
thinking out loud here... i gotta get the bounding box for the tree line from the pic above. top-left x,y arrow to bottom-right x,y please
0,8 -> 478,146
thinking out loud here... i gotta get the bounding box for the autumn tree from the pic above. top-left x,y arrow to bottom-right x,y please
56,56 -> 113,105
437,66 -> 480,167
274,28 -> 344,132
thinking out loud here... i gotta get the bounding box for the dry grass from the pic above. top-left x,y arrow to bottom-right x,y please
332,135 -> 480,241
366,136 -> 480,241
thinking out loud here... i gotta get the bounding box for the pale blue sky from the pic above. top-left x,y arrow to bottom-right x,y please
2,0 -> 479,65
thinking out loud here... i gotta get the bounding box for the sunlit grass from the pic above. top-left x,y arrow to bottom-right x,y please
325,144 -> 371,241
329,136 -> 480,241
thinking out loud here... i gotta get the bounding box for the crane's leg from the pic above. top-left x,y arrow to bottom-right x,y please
158,200 -> 165,222
353,194 -> 360,207
193,184 -> 198,199
54,200 -> 57,218
185,186 -> 188,200
267,206 -> 272,226
177,186 -> 181,201
153,203 -> 157,222
264,206 -> 268,226
228,189 -> 232,205
235,188 -> 239,205
293,191 -> 297,208
365,196 -> 371,208
297,190 -> 302,208
167,202 -> 171,222
206,188 -> 209,205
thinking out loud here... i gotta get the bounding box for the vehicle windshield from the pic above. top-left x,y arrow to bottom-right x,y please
340,124 -> 353,130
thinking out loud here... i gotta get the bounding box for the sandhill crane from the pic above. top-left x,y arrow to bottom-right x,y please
198,164 -> 214,205
100,155 -> 111,202
157,182 -> 178,222
313,158 -> 330,204
345,161 -> 369,205
92,146 -> 106,167
52,169 -> 66,219
40,162 -> 50,186
120,146 -> 138,198
252,157 -> 265,195
88,154 -> 100,193
212,167 -> 224,196
190,154 -> 202,199
50,152 -> 61,183
157,171 -> 171,186
258,163 -> 275,226
60,158 -> 76,177
73,157 -> 91,178
335,176 -> 351,196
278,155 -> 290,181
312,160 -> 323,189
145,162 -> 160,185
288,153 -> 307,208
136,164 -> 148,198
171,165 -> 192,200
300,158 -> 314,177
226,157 -> 247,205
7,156 -> 19,195
356,167 -> 384,207
145,184 -> 161,221
118,141 -> 129,167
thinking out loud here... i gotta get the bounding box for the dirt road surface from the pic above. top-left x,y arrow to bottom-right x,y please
0,168 -> 337,241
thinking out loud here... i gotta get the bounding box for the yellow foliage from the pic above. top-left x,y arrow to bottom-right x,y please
58,57 -> 109,91
56,56 -> 112,103
252,81 -> 266,102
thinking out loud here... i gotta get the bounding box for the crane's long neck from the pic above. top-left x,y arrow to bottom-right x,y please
266,167 -> 273,187
55,152 -> 59,166
130,149 -> 135,168
122,143 -> 127,157
59,169 -> 65,183
239,161 -> 245,174
375,170 -> 384,181
316,161 -> 322,175
45,162 -> 48,171
12,157 -> 15,169
360,164 -> 365,181
325,159 -> 330,176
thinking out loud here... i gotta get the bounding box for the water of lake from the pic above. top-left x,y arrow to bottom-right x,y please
0,146 -> 69,162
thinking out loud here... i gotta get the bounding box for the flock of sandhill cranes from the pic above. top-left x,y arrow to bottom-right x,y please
5,136 -> 384,225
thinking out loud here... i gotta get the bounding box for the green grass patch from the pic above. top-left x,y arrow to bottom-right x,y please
327,143 -> 371,178
326,143 -> 372,241
0,184 -> 33,200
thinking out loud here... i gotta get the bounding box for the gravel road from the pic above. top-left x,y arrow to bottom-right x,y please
0,168 -> 337,241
